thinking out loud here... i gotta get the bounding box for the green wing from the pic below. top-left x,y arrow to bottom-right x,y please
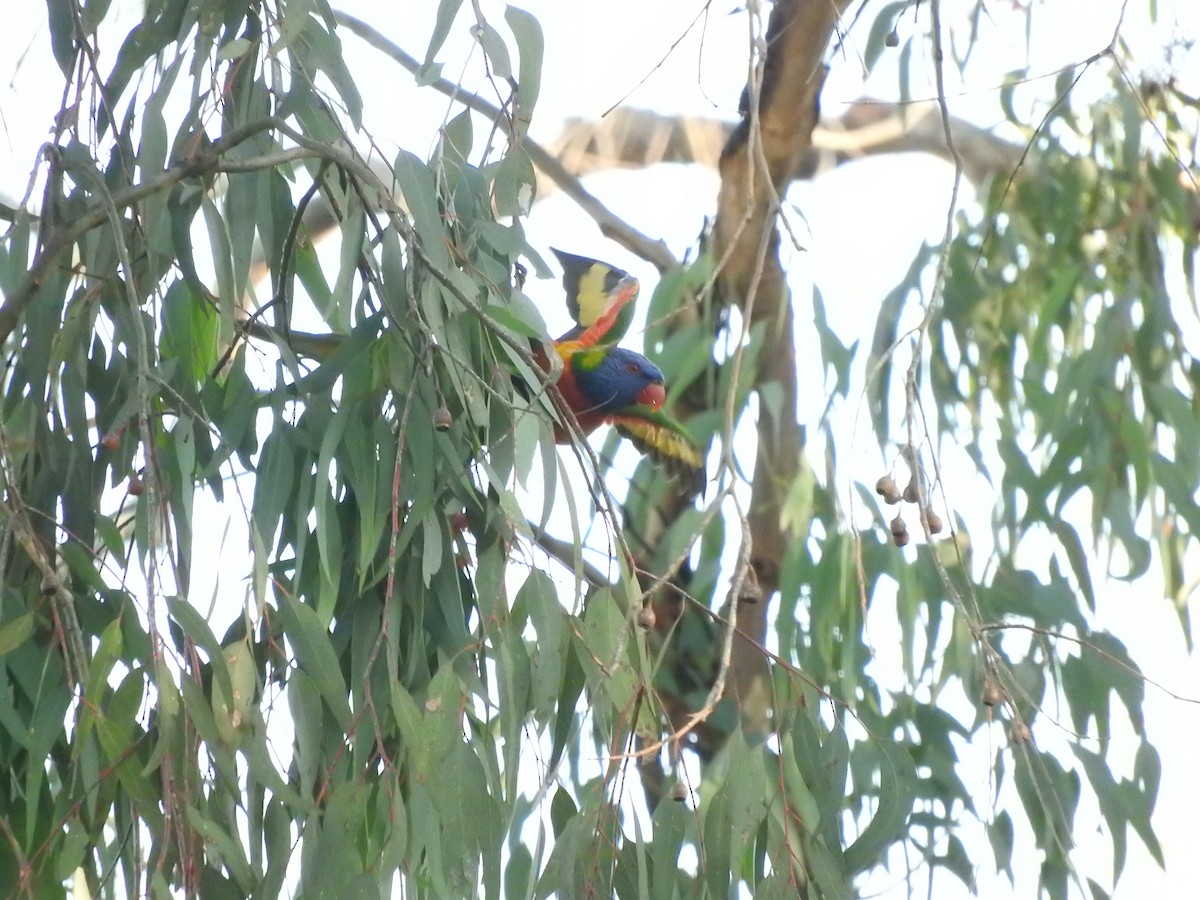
610,406 -> 705,492
551,248 -> 639,348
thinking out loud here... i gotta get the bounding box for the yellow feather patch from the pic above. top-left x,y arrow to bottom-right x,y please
574,264 -> 620,326
612,417 -> 705,491
552,249 -> 639,346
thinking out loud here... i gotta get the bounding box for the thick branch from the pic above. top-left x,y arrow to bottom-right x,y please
713,0 -> 856,724
543,100 -> 1022,191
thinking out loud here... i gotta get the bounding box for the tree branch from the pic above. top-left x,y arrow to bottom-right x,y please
543,100 -> 1023,190
711,0 -> 857,726
332,10 -> 678,273
0,119 -> 299,346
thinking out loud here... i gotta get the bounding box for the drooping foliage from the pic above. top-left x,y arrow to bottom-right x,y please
0,1 -> 1195,898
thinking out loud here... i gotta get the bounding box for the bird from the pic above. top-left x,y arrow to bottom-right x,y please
236,249 -> 705,486
545,249 -> 704,487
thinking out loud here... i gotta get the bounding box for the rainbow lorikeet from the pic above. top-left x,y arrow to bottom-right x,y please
545,249 -> 704,487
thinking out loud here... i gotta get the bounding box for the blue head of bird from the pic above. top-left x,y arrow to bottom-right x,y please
572,347 -> 666,413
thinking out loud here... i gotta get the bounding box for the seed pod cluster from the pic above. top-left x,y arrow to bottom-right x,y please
875,449 -> 946,545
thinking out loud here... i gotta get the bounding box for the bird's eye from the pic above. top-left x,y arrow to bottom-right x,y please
626,361 -> 640,374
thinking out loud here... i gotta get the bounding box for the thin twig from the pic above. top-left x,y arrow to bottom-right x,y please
332,10 -> 678,273
0,117 -> 291,344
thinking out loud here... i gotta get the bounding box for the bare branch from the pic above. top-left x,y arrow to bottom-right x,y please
542,100 -> 1023,190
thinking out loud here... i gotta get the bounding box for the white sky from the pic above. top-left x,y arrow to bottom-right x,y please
3,1 -> 1199,897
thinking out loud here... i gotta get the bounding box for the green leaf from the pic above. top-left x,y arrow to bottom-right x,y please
277,593 -> 352,731
0,614 -> 34,655
304,16 -> 364,129
505,842 -> 535,900
843,737 -> 916,873
179,673 -> 222,747
492,147 -> 536,218
1014,748 -> 1080,863
475,20 -> 512,79
547,639 -> 585,774
649,798 -> 688,896
549,786 -> 576,839
779,731 -> 821,834
308,781 -> 373,892
441,108 -> 474,167
722,729 -> 770,872
988,811 -> 1015,881
81,0 -> 114,33
1046,519 -> 1096,609
505,6 -> 543,137
938,834 -> 977,892
60,539 -> 106,594
863,2 -> 906,72
806,835 -> 851,900
1128,743 -> 1164,867
186,807 -> 255,889
167,596 -> 235,707
701,777 -> 733,897
217,37 -> 253,61
483,302 -> 545,341
212,635 -> 257,747
424,0 -> 465,64
421,508 -> 444,586
812,288 -> 855,398
225,168 -> 264,306
162,279 -> 219,384
253,429 -> 296,553
496,627 -> 531,798
79,618 -> 123,736
572,590 -> 643,736
394,149 -> 451,270
201,193 -> 237,343
95,0 -> 185,135
1072,745 -> 1130,882
327,195 -> 365,333
46,0 -> 76,76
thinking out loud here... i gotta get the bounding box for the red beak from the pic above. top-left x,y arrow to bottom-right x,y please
636,382 -> 666,410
